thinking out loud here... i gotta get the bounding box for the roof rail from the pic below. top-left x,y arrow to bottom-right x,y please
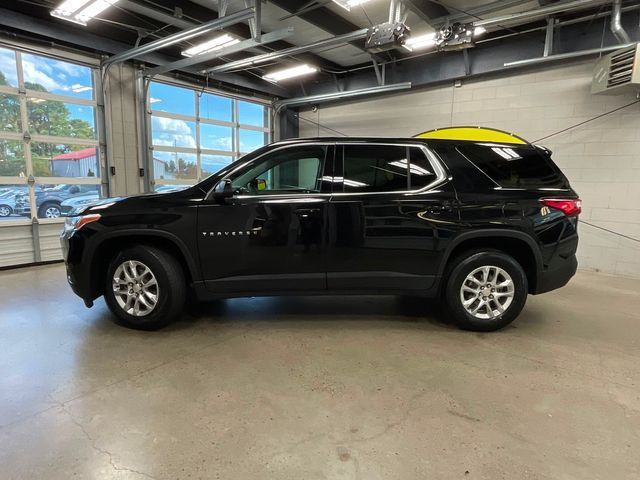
414,126 -> 529,145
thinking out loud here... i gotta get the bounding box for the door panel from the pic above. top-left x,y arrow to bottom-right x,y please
197,144 -> 333,293
326,143 -> 458,292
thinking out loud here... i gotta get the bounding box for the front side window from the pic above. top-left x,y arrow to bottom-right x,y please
341,145 -> 437,193
231,146 -> 327,195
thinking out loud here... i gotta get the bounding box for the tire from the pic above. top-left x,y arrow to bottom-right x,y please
0,205 -> 12,217
104,245 -> 186,330
39,202 -> 61,218
444,249 -> 528,332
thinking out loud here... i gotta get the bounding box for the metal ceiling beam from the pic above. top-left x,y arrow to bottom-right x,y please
144,27 -> 294,76
117,0 -> 195,29
404,0 -> 449,21
430,0 -> 547,26
103,7 -> 255,67
206,28 -> 369,74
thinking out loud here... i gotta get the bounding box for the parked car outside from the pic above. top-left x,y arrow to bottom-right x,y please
61,192 -> 101,216
14,184 -> 100,218
61,128 -> 581,332
0,189 -> 19,217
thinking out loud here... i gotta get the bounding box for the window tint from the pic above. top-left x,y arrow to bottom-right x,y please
342,145 -> 437,192
232,146 -> 326,195
457,144 -> 568,188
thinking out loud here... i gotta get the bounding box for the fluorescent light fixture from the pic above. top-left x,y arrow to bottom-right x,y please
331,0 -> 371,11
491,147 -> 522,161
389,159 -> 433,176
403,32 -> 436,51
181,34 -> 240,57
474,26 -> 487,36
51,0 -> 118,25
263,64 -> 319,82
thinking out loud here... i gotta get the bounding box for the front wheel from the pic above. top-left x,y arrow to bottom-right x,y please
0,205 -> 12,217
39,202 -> 61,218
444,250 -> 528,332
104,245 -> 186,330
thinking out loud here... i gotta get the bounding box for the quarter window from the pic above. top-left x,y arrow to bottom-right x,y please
341,145 -> 437,193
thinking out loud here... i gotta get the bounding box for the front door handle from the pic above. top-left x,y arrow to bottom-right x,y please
295,208 -> 321,218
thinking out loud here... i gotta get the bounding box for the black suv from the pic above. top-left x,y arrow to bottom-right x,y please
61,134 -> 580,331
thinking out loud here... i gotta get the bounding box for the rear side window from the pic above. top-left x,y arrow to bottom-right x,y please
457,144 -> 568,188
342,145 -> 437,193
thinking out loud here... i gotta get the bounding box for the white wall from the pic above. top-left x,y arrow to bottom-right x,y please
299,60 -> 640,278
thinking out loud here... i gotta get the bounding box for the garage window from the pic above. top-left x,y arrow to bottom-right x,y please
148,81 -> 271,192
0,46 -> 102,222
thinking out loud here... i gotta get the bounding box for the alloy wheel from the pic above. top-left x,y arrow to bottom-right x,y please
112,260 -> 159,317
459,265 -> 515,320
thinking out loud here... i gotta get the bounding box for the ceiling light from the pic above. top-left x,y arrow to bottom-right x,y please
181,34 -> 240,57
474,26 -> 487,36
51,0 -> 118,26
263,64 -> 318,82
331,0 -> 371,11
403,33 -> 436,51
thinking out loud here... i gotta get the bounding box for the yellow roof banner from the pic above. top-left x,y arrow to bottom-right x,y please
414,126 -> 529,145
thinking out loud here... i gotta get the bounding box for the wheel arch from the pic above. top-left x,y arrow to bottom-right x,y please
439,230 -> 542,294
86,230 -> 199,300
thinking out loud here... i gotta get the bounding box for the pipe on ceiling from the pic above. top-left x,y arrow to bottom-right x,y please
475,0 -> 608,28
206,28 -> 369,74
503,42 -> 635,67
103,7 -> 255,67
610,0 -> 631,44
274,82 -> 412,109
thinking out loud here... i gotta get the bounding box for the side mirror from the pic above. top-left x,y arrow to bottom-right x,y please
213,178 -> 233,203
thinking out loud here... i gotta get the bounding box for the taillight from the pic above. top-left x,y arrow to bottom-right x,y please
541,198 -> 582,216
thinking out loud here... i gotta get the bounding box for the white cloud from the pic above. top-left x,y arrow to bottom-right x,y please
152,116 -> 197,149
0,48 -> 18,86
21,59 -> 64,92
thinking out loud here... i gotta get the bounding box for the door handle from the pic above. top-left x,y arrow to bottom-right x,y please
295,208 -> 320,218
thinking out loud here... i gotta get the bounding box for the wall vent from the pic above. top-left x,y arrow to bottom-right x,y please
592,43 -> 640,95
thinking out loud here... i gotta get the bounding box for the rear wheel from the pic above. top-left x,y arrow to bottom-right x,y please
444,250 -> 528,331
104,245 -> 186,330
0,205 -> 11,217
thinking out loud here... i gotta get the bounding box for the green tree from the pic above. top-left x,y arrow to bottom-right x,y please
0,71 -> 95,177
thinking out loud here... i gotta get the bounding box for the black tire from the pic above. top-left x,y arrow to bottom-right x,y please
0,204 -> 12,217
104,245 -> 186,330
38,202 -> 61,218
444,249 -> 528,332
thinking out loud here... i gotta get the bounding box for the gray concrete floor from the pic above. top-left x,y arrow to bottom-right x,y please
0,264 -> 639,480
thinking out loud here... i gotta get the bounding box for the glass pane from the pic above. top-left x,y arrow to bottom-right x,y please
200,123 -> 233,151
239,129 -> 268,153
201,154 -> 233,177
409,148 -> 437,189
27,99 -> 96,139
0,93 -> 22,132
238,101 -> 267,127
149,82 -> 195,116
34,183 -> 101,219
154,184 -> 190,193
232,146 -> 326,194
343,145 -> 408,192
0,47 -> 18,87
31,143 -> 99,178
0,140 -> 26,176
0,184 -> 28,221
21,53 -> 93,100
151,116 -> 196,148
152,151 -> 197,180
199,93 -> 232,122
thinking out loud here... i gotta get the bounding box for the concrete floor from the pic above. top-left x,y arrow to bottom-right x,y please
0,265 -> 639,480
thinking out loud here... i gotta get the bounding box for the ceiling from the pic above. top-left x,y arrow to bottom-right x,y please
0,0 -> 628,95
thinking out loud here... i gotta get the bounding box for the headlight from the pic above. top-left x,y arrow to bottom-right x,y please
63,213 -> 101,234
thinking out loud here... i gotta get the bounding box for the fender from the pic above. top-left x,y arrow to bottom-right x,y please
437,228 -> 543,278
86,228 -> 201,282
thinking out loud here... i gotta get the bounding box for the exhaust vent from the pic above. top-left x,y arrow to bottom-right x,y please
592,43 -> 640,94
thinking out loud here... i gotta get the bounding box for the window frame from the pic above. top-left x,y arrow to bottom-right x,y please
333,142 -> 448,196
0,42 -> 103,225
147,79 -> 272,189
